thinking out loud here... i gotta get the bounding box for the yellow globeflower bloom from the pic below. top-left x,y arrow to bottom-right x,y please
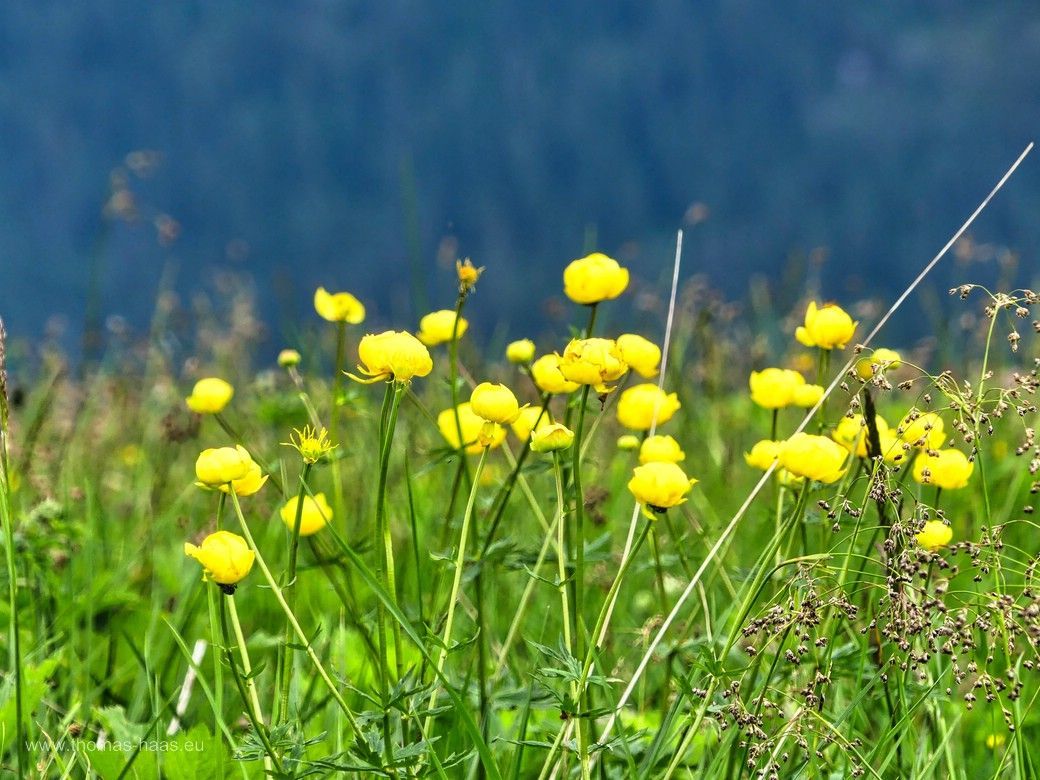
563,252 -> 630,304
558,338 -> 628,388
617,334 -> 661,379
184,531 -> 255,587
617,434 -> 641,451
915,520 -> 953,552
855,347 -> 902,380
314,287 -> 365,323
195,446 -> 252,487
531,354 -> 580,395
351,331 -> 433,383
779,433 -> 849,484
471,382 -> 523,424
628,462 -> 697,511
912,449 -> 973,489
280,493 -> 333,536
185,377 -> 234,414
795,301 -> 857,350
417,310 -> 468,346
530,423 -> 576,453
437,403 -> 506,454
219,452 -> 268,497
792,383 -> 825,408
277,349 -> 301,368
832,414 -> 890,459
749,368 -> 805,409
639,435 -> 685,464
744,439 -> 783,470
898,411 -> 946,449
617,384 -> 681,431
506,339 -> 536,364
511,406 -> 551,441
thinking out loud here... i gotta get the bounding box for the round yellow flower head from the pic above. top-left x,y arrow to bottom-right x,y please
915,519 -> 953,552
795,301 -> 857,350
277,349 -> 301,368
470,382 -> 523,424
195,446 -> 252,487
184,531 -> 255,587
511,406 -> 551,441
912,448 -> 974,490
616,384 -> 681,431
744,439 -> 783,470
639,434 -> 685,464
563,252 -> 630,305
437,403 -> 506,454
779,433 -> 849,484
792,383 -> 825,408
748,368 -> 805,410
558,338 -> 628,389
280,493 -> 333,536
898,411 -> 946,449
616,334 -> 661,379
832,414 -> 891,459
627,461 -> 697,512
531,354 -> 580,395
617,434 -> 641,451
855,347 -> 902,381
185,377 -> 234,414
314,287 -> 365,323
352,330 -> 433,383
530,423 -> 576,453
417,309 -> 468,347
218,450 -> 268,497
506,338 -> 536,364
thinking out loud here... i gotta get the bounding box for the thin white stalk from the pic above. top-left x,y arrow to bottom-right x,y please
167,639 -> 207,735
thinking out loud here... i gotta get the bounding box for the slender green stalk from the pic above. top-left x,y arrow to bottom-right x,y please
277,461 -> 312,724
552,453 -> 573,656
0,395 -> 24,777
330,320 -> 348,522
376,383 -> 406,678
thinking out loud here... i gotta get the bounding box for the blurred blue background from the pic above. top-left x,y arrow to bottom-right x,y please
1,1 -> 1038,349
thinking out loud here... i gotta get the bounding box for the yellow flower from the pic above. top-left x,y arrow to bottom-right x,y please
617,434 -> 641,451
558,338 -> 628,389
628,462 -> 697,511
314,287 -> 366,323
832,414 -> 890,459
470,382 -> 523,424
563,252 -> 630,304
748,368 -> 805,409
277,349 -> 301,368
617,334 -> 661,379
195,446 -> 252,487
284,426 -> 336,464
985,733 -> 1006,750
898,411 -> 946,449
218,451 -> 268,497
912,449 -> 973,489
185,377 -> 234,414
437,403 -> 506,454
506,339 -> 536,364
744,439 -> 783,470
511,406 -> 551,441
616,384 -> 681,431
530,423 -> 576,452
351,331 -> 433,383
531,354 -> 580,395
795,301 -> 857,350
779,433 -> 849,484
915,520 -> 953,552
280,493 -> 333,536
877,430 -> 909,465
855,347 -> 902,380
639,435 -> 685,464
456,258 -> 484,291
417,310 -> 468,346
184,531 -> 255,586
792,383 -> 824,408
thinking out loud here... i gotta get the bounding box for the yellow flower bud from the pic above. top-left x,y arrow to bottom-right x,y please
912,448 -> 973,489
531,354 -> 580,395
627,461 -> 697,511
563,252 -> 630,305
748,368 -> 805,410
779,433 -> 849,484
744,439 -> 783,470
277,349 -> 301,368
898,411 -> 946,449
351,330 -> 433,383
280,493 -> 333,536
185,377 -> 234,414
832,414 -> 890,459
510,406 -> 551,441
616,384 -> 681,431
795,301 -> 857,350
616,334 -> 661,379
638,434 -> 685,464
617,434 -> 641,451
791,383 -> 824,408
437,403 -> 506,454
470,382 -> 523,424
530,423 -> 576,453
417,310 -> 468,346
184,531 -> 255,586
855,347 -> 902,380
506,338 -> 536,364
314,287 -> 366,323
218,451 -> 268,497
915,520 -> 953,552
456,258 -> 484,291
195,446 -> 252,487
558,338 -> 628,389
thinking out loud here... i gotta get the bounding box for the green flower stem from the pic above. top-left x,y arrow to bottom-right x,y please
424,445 -> 488,738
376,382 -> 406,681
551,453 -> 573,657
227,490 -> 361,736
204,587 -> 225,780
285,365 -> 324,429
449,291 -> 468,450
570,384 -> 591,653
276,461 -> 312,724
330,320 -> 347,538
0,453 -> 24,777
